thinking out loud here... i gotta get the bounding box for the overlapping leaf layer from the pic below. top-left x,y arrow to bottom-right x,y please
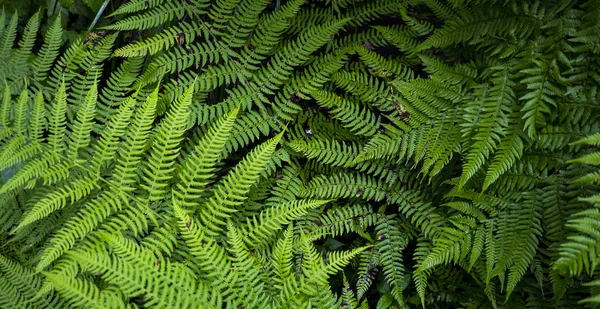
0,0 -> 599,308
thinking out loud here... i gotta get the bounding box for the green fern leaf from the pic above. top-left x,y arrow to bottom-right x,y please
66,82 -> 98,162
47,80 -> 69,155
198,132 -> 284,236
141,85 -> 194,203
309,90 -> 378,136
241,199 -> 329,248
174,107 -> 239,208
44,272 -> 125,308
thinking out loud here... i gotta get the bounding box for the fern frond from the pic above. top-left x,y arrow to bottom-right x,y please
48,80 -> 69,155
97,58 -> 144,125
88,96 -> 137,172
309,90 -> 378,136
172,199 -> 230,279
241,199 -> 329,248
139,41 -> 232,86
223,110 -> 271,155
271,51 -> 349,120
555,209 -> 600,276
0,141 -> 41,172
307,204 -> 380,238
15,175 -> 99,231
141,85 -> 194,203
225,222 -> 270,306
272,225 -> 295,285
419,109 -> 462,178
0,85 -> 11,128
251,19 -> 350,111
0,154 -> 58,195
399,4 -> 435,36
198,132 -> 283,236
459,65 -> 516,188
483,120 -> 524,191
331,70 -> 389,106
0,254 -> 43,300
357,47 -> 414,79
12,11 -> 40,64
520,58 -> 560,139
372,25 -> 420,56
419,54 -> 477,86
301,172 -> 388,202
113,22 -> 205,57
418,7 -> 541,50
69,233 -> 218,308
288,138 -> 360,168
220,0 -> 270,48
376,216 -> 409,289
503,192 -> 543,299
175,107 -> 239,208
29,91 -> 46,143
66,82 -> 97,163
104,1 -> 197,31
37,189 -> 128,271
112,88 -> 158,191
303,242 -> 367,295
0,12 -> 17,61
110,0 -> 165,16
343,0 -> 399,27
32,15 -> 63,81
44,272 -> 125,308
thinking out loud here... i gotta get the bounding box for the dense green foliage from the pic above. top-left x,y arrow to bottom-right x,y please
0,0 -> 599,308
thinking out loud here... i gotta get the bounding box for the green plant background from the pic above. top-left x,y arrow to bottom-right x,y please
0,0 -> 599,308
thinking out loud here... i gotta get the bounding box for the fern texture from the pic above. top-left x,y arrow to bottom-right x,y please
0,0 -> 599,308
